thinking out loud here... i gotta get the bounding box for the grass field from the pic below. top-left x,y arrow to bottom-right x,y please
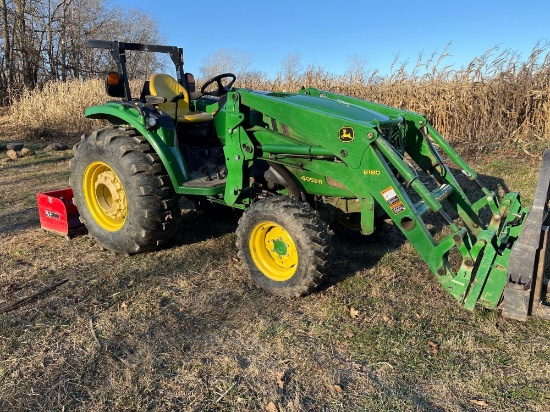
1,114 -> 549,411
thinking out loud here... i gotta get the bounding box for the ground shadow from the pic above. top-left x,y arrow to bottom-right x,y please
153,163 -> 516,291
0,207 -> 40,235
2,163 -> 535,411
166,207 -> 242,248
320,225 -> 407,291
322,166 -> 515,290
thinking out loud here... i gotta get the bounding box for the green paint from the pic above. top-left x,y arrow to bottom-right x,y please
273,238 -> 288,256
85,83 -> 542,317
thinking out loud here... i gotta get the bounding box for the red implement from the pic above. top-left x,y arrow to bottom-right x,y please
36,188 -> 83,238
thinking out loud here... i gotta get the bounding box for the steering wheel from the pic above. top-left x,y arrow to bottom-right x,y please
200,73 -> 236,97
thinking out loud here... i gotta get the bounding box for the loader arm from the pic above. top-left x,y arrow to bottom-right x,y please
79,34 -> 550,319
216,87 -> 550,320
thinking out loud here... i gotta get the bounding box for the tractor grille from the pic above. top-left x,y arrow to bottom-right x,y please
380,120 -> 405,154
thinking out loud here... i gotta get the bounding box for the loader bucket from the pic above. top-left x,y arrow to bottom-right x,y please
501,150 -> 550,320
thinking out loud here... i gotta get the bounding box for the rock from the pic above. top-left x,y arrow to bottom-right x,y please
7,142 -> 24,151
21,148 -> 35,156
7,149 -> 19,160
44,142 -> 69,152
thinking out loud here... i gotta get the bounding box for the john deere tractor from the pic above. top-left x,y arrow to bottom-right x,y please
70,40 -> 550,320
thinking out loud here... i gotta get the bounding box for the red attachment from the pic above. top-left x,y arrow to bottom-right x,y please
36,188 -> 83,238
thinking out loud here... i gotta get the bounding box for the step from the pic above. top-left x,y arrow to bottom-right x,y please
178,176 -> 226,196
182,176 -> 226,188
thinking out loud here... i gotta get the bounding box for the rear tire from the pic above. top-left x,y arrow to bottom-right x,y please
236,197 -> 331,297
70,126 -> 179,254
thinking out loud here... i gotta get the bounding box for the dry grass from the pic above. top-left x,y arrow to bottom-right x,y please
1,130 -> 549,411
1,43 -> 550,410
8,80 -> 107,141
7,80 -> 143,143
241,43 -> 550,154
7,44 -> 550,154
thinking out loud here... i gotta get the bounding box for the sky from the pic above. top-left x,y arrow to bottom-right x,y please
111,0 -> 550,79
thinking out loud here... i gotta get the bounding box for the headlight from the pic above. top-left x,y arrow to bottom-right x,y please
146,116 -> 158,130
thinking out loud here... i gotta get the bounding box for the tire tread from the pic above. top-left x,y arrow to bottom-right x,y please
71,126 -> 179,254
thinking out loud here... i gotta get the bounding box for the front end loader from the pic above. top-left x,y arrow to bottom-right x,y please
71,40 -> 550,321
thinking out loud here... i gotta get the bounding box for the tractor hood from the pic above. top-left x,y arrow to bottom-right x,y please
235,88 -> 405,169
248,90 -> 392,125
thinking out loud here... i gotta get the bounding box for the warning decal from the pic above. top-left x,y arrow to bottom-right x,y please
381,186 -> 406,215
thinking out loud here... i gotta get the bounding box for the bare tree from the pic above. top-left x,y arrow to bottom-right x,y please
0,0 -> 164,102
199,48 -> 253,81
345,54 -> 369,85
279,51 -> 303,83
0,0 -> 14,96
104,7 -> 165,80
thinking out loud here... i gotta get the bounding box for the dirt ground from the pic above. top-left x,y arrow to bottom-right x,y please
1,124 -> 549,411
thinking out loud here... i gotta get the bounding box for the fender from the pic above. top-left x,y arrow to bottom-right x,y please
85,102 -> 190,190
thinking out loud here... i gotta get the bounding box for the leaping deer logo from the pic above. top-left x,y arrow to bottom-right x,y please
339,127 -> 354,142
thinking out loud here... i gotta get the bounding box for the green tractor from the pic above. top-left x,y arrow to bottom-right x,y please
71,40 -> 550,320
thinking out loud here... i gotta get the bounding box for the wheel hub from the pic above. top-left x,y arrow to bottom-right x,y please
272,237 -> 288,256
265,231 -> 294,268
95,170 -> 126,220
83,161 -> 127,232
250,222 -> 298,281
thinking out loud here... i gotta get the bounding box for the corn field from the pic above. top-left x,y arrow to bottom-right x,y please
8,44 -> 550,154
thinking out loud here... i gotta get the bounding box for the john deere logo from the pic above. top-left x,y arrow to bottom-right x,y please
339,127 -> 354,142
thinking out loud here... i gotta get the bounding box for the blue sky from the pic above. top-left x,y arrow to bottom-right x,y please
112,0 -> 549,78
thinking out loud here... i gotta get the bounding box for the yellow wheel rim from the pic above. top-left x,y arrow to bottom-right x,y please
83,161 -> 127,231
249,221 -> 298,281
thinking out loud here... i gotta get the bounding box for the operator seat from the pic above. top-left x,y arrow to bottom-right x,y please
149,73 -> 213,123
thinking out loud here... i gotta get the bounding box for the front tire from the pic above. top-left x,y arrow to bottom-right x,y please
236,197 -> 331,297
70,126 -> 179,254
